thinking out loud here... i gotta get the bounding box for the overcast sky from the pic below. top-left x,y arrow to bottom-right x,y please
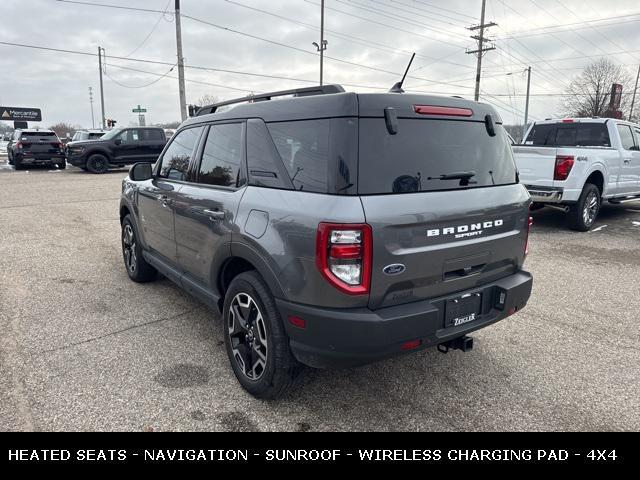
1,0 -> 638,128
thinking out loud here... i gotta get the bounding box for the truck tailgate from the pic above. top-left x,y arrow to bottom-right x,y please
513,146 -> 557,188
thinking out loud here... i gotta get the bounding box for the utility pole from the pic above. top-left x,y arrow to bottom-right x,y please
98,47 -> 106,130
88,87 -> 95,129
466,0 -> 496,101
175,0 -> 188,121
523,66 -> 532,142
312,0 -> 328,85
630,64 -> 640,122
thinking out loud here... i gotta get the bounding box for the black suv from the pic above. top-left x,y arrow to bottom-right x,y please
67,127 -> 166,173
7,129 -> 66,170
120,85 -> 533,398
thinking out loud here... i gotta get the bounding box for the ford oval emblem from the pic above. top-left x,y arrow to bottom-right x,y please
383,264 -> 406,276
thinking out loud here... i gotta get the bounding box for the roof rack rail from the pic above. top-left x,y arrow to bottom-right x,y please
193,84 -> 345,116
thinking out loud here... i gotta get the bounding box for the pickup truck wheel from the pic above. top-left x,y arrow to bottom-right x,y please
57,160 -> 66,170
567,183 -> 601,232
121,215 -> 156,282
14,159 -> 23,170
223,271 -> 302,399
86,154 -> 109,174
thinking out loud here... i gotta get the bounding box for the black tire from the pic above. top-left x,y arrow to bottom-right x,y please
57,160 -> 67,170
86,154 -> 109,174
223,271 -> 302,399
567,183 -> 601,232
14,158 -> 23,170
7,152 -> 13,165
121,214 -> 157,282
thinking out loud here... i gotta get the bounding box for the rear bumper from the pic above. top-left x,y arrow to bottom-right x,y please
524,185 -> 564,203
14,153 -> 65,164
277,270 -> 533,369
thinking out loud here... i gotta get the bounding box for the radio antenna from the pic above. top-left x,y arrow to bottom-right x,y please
389,53 -> 416,93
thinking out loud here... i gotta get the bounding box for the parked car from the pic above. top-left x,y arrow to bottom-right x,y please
514,118 -> 640,231
67,126 -> 166,173
7,129 -> 66,170
119,85 -> 533,398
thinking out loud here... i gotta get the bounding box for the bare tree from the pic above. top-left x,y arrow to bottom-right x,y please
562,59 -> 634,119
195,94 -> 220,107
49,122 -> 81,139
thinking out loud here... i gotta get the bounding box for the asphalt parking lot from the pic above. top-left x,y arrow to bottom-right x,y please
0,157 -> 639,432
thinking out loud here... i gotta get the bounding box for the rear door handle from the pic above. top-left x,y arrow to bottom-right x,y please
204,209 -> 225,220
623,158 -> 631,164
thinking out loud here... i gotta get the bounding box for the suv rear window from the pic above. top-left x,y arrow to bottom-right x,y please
358,118 -> 516,194
264,118 -> 357,195
21,132 -> 57,139
525,123 -> 611,147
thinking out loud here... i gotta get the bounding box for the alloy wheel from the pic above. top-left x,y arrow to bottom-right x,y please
122,224 -> 137,273
583,191 -> 599,227
227,293 -> 268,380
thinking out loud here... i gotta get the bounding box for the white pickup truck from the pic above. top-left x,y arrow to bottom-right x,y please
514,118 -> 640,231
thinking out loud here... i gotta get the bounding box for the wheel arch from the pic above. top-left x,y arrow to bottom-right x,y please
585,169 -> 605,195
217,243 -> 286,310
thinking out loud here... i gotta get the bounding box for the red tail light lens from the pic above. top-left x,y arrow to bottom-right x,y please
15,142 -> 23,149
316,223 -> 372,295
414,105 -> 473,117
525,216 -> 533,256
554,155 -> 574,181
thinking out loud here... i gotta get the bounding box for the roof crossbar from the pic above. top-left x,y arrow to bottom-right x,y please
192,84 -> 345,116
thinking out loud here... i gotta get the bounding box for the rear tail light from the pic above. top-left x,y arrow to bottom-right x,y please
525,216 -> 533,256
15,142 -> 22,149
554,155 -> 574,181
414,105 -> 473,117
316,223 -> 372,295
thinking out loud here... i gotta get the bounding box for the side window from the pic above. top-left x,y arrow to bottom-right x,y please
246,119 -> 293,190
617,124 -> 636,150
145,129 -> 164,141
158,127 -> 203,181
635,128 -> 640,148
525,124 -> 556,146
197,123 -> 244,187
267,120 -> 330,193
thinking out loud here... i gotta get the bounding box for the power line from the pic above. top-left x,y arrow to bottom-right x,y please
224,0 -> 474,70
122,0 -> 173,58
104,63 -> 177,88
330,0 -> 467,42
53,0 -> 474,88
409,0 -> 478,21
0,39 -> 392,92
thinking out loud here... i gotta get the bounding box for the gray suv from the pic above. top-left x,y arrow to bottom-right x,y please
119,85 -> 533,398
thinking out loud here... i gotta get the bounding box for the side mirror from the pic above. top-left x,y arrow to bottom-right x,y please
114,138 -> 122,145
130,162 -> 153,181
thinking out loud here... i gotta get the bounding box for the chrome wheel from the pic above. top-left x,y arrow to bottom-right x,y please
227,293 -> 268,381
122,224 -> 137,273
583,191 -> 599,226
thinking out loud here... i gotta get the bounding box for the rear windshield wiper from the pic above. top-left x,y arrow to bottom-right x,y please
427,171 -> 477,186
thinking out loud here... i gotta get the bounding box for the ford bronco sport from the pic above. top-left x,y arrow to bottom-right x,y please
119,85 -> 533,399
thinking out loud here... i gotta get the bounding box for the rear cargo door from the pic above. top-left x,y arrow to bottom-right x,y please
20,132 -> 61,157
358,116 -> 530,310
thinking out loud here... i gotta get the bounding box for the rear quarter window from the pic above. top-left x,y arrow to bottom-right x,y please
263,118 -> 357,195
358,118 -> 516,194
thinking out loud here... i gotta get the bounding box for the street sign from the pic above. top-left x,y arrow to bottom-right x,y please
132,104 -> 147,113
0,106 -> 42,122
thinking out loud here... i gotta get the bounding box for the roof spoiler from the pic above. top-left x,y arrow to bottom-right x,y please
191,84 -> 346,117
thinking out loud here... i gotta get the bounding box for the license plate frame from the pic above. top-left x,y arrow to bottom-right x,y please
445,292 -> 482,328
